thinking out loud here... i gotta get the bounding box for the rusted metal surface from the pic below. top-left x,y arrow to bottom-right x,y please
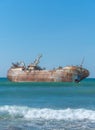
7,55 -> 89,83
7,65 -> 89,83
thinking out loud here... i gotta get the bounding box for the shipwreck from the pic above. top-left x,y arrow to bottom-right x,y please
7,55 -> 89,83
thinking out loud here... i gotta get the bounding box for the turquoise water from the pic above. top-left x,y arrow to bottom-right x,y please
0,78 -> 95,130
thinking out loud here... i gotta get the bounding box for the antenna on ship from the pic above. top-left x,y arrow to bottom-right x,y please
80,57 -> 85,67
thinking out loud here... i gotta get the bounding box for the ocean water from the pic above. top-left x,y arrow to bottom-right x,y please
0,78 -> 95,130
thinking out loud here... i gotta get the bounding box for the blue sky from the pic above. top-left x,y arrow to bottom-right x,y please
0,0 -> 95,77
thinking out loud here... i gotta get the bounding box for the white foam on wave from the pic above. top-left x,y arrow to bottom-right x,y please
0,105 -> 95,121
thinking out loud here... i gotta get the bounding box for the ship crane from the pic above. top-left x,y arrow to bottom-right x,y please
33,54 -> 42,66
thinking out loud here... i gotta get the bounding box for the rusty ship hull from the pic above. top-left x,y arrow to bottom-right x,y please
7,66 -> 89,83
7,55 -> 89,83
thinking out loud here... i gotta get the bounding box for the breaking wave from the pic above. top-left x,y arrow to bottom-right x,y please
0,105 -> 95,121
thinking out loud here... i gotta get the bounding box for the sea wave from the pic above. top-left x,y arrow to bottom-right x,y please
0,105 -> 95,121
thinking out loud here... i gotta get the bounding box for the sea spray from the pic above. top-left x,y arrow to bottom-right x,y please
0,106 -> 95,121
